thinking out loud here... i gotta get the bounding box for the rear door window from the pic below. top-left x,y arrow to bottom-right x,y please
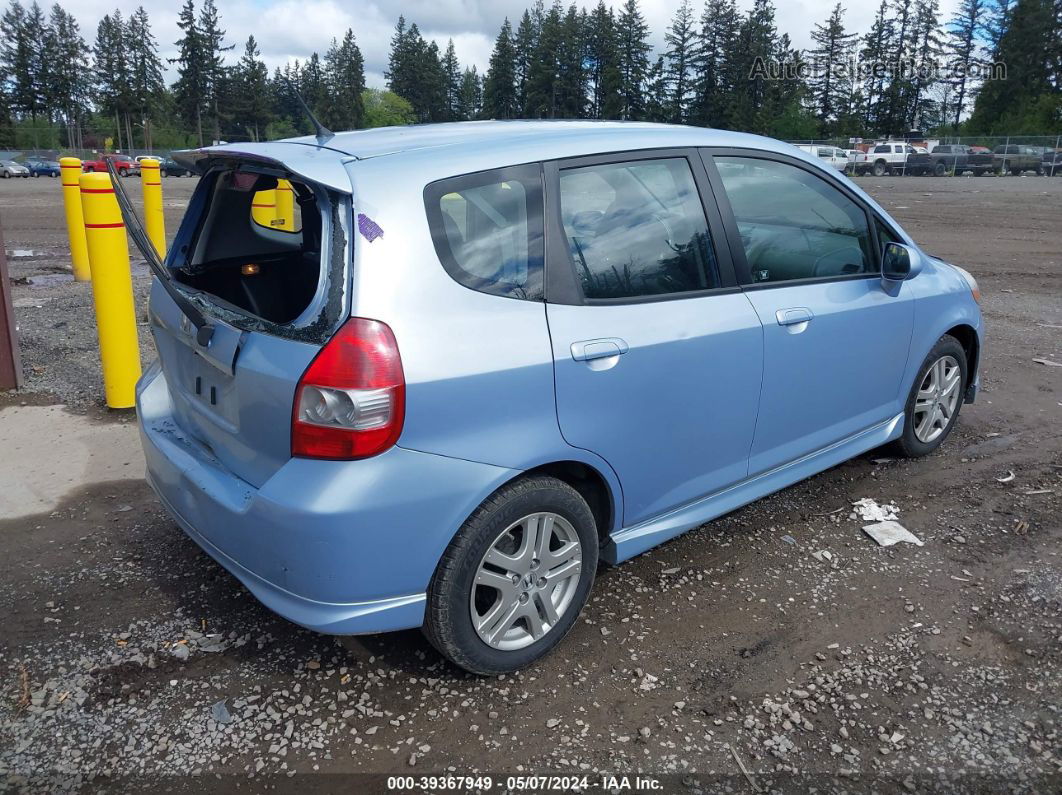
557,157 -> 719,300
424,164 -> 544,300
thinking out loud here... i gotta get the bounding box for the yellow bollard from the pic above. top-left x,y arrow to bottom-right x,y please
79,171 -> 141,409
139,157 -> 166,258
60,157 -> 91,281
251,188 -> 277,228
275,179 -> 295,230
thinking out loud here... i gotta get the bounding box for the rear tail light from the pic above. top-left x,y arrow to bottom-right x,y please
292,318 -> 405,460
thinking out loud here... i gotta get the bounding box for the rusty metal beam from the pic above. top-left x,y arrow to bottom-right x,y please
0,216 -> 24,390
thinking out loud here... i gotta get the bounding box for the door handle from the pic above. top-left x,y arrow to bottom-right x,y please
570,338 -> 629,362
775,307 -> 814,326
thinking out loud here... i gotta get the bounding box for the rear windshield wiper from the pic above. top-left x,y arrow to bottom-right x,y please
104,158 -> 215,346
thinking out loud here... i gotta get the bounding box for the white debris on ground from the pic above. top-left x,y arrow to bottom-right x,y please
862,520 -> 925,547
850,498 -> 901,523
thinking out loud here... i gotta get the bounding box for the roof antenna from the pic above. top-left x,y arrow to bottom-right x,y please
286,80 -> 333,146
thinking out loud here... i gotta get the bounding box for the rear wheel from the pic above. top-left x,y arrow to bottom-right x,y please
118,167 -> 129,177
933,162 -> 947,176
424,476 -> 598,675
872,161 -> 888,177
894,335 -> 967,458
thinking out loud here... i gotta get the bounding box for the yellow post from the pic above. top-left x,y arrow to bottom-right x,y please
139,157 -> 166,258
79,171 -> 141,409
251,188 -> 277,228
60,157 -> 91,281
275,179 -> 295,230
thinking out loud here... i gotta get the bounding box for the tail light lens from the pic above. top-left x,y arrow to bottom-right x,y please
291,318 -> 405,460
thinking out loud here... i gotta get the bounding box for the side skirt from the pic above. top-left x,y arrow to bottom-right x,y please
603,413 -> 905,564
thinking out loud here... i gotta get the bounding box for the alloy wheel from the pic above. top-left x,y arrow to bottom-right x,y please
470,512 -> 582,651
913,355 -> 962,444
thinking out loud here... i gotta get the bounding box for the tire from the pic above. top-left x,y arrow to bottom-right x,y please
933,162 -> 946,176
118,167 -> 129,177
872,161 -> 888,177
2,172 -> 8,179
894,335 -> 968,458
424,475 -> 599,675
161,169 -> 168,178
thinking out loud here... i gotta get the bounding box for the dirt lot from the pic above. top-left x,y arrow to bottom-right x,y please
1,173 -> 1060,792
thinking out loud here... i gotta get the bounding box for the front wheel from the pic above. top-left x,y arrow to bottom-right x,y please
424,475 -> 599,675
894,335 -> 968,458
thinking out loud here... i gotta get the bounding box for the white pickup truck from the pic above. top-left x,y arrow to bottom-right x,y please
866,142 -> 934,176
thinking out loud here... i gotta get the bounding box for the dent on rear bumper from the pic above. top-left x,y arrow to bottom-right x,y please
138,367 -> 519,634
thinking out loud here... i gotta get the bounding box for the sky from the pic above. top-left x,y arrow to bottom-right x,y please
59,0 -> 962,89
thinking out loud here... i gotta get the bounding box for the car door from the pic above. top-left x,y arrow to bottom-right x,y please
543,150 -> 764,528
702,150 -> 915,476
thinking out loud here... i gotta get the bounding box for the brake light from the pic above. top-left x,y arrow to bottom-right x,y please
291,318 -> 405,459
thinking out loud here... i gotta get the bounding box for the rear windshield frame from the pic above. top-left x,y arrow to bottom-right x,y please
167,165 -> 351,344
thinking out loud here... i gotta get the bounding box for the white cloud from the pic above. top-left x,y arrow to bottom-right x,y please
60,0 -> 961,89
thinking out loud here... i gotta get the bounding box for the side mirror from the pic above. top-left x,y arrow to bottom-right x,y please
882,242 -> 915,281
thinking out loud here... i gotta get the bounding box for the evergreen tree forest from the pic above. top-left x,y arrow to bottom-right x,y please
0,0 -> 1058,152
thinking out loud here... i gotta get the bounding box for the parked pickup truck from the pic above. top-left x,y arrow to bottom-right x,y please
867,142 -> 933,176
929,144 -> 994,176
82,155 -> 138,176
1042,150 -> 1062,176
992,145 -> 1044,175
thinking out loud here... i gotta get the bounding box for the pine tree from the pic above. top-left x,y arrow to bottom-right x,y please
970,0 -> 1058,133
983,0 -> 1014,55
126,6 -> 165,144
514,10 -> 537,113
860,0 -> 895,131
93,11 -> 132,148
663,0 -> 697,123
944,0 -> 983,131
323,30 -> 365,131
457,66 -> 483,120
615,0 -> 651,119
527,1 -> 565,117
807,4 -> 858,129
692,0 -> 740,127
172,0 -> 207,145
483,17 -> 519,118
907,0 -> 944,129
587,1 -> 622,118
554,2 -> 586,117
1,1 -> 39,120
233,36 -> 271,140
442,39 -> 461,121
197,0 -> 233,144
729,0 -> 779,132
44,5 -> 89,147
643,55 -> 668,121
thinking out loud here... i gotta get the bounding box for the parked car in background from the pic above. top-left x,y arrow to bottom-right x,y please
793,144 -> 849,172
929,144 -> 993,176
24,158 -> 61,177
992,145 -> 1044,175
1042,150 -> 1062,176
123,121 -> 984,674
0,159 -> 30,178
845,149 -> 871,175
82,154 -> 138,176
158,156 -> 193,177
868,142 -> 933,175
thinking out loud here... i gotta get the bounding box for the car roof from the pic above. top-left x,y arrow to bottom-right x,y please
195,120 -> 806,168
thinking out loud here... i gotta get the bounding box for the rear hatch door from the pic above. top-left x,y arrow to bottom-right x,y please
119,147 -> 352,487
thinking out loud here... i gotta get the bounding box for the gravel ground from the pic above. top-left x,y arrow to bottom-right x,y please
1,173 -> 1060,792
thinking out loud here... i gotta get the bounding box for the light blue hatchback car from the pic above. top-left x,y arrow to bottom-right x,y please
133,122 -> 983,674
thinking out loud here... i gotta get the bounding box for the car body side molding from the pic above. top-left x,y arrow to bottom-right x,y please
604,411 -> 904,564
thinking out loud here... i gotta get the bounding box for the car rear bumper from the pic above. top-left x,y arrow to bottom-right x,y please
137,363 -> 518,635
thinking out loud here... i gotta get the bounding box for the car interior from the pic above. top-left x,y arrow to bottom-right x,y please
174,170 -> 322,324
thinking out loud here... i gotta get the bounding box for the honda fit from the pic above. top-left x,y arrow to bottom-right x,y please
131,122 -> 983,674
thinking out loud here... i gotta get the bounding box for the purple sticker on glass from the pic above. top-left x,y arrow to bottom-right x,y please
357,213 -> 384,243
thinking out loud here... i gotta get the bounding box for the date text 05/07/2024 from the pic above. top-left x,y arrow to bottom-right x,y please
385,774 -> 664,791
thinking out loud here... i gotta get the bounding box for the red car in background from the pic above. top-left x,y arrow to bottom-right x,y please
82,155 -> 138,176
